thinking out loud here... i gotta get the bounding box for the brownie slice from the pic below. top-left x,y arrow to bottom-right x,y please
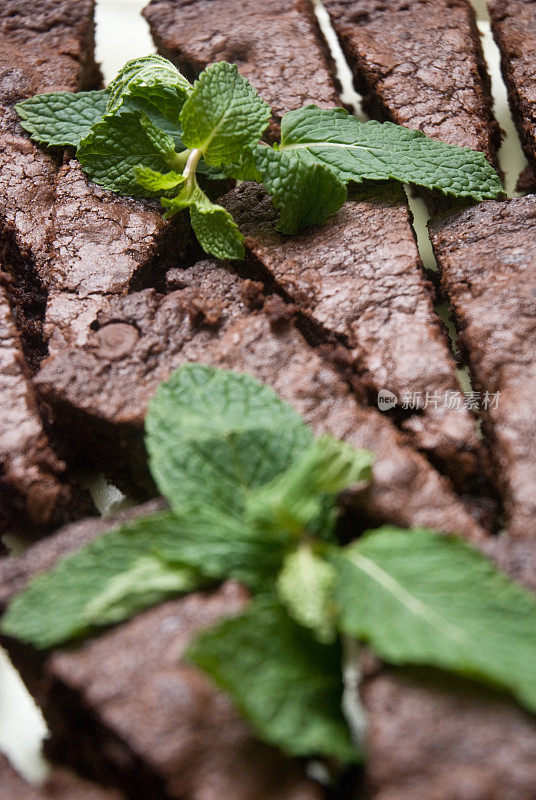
223,182 -> 480,487
0,0 -> 101,364
0,284 -> 92,536
0,0 -> 101,92
43,160 -> 190,354
362,668 -> 536,800
142,0 -> 340,139
44,584 -> 326,800
33,260 -> 484,540
429,196 -> 536,538
361,533 -> 536,800
0,754 -> 125,800
323,0 -> 499,161
490,0 -> 536,169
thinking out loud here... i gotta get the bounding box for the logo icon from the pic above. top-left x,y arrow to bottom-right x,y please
377,389 -> 398,412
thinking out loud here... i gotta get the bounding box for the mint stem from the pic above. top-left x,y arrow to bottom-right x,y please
182,147 -> 202,180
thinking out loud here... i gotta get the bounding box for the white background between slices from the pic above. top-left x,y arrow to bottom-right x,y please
0,0 -> 528,784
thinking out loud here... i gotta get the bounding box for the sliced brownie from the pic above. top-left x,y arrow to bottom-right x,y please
223,182 -> 480,487
43,160 -> 190,354
0,0 -> 101,92
323,0 -> 499,161
34,260 -> 484,540
429,196 -> 536,538
0,754 -> 125,800
0,1 -> 101,362
490,0 -> 536,169
44,584 -> 326,800
0,284 -> 92,536
142,0 -> 340,139
362,668 -> 536,800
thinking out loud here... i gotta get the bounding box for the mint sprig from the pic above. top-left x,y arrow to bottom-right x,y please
16,55 -> 502,260
4,365 -> 536,767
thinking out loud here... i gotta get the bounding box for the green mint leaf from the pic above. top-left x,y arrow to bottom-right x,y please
180,62 -> 271,165
82,555 -> 198,627
77,110 -> 179,195
187,596 -> 357,762
330,527 -> 536,713
1,511 -> 201,648
277,545 -> 337,644
106,54 -> 192,122
16,90 -> 108,147
190,194 -> 245,260
160,178 -> 245,259
119,95 -> 185,149
252,144 -> 347,234
153,506 -> 291,591
245,435 -> 373,539
145,364 -> 313,519
279,106 -> 503,201
135,165 -> 185,192
225,146 -> 264,182
159,176 -> 200,216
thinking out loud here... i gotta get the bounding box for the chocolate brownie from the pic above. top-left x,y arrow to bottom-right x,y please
142,0 -> 340,139
43,583 -> 326,800
0,1 -> 101,365
0,754 -> 125,800
429,196 -> 536,538
0,0 -> 101,93
323,0 -> 499,162
34,260 -> 484,540
362,668 -> 536,800
490,0 -> 536,169
222,182 -> 481,487
0,284 -> 92,536
43,160 -> 191,354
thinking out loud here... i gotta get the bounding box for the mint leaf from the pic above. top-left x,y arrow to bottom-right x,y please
82,555 -> 197,626
135,165 -> 185,192
1,511 -> 201,648
279,106 -> 503,201
160,177 -> 245,258
246,435 -> 373,539
119,95 -> 185,149
225,146 -> 264,182
330,527 -> 536,713
107,54 -> 192,122
153,506 -> 291,591
145,365 -> 313,519
180,62 -> 271,165
190,195 -> 245,260
77,110 -> 179,195
16,90 -> 108,147
187,596 -> 357,762
277,545 -> 337,643
252,144 -> 347,234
